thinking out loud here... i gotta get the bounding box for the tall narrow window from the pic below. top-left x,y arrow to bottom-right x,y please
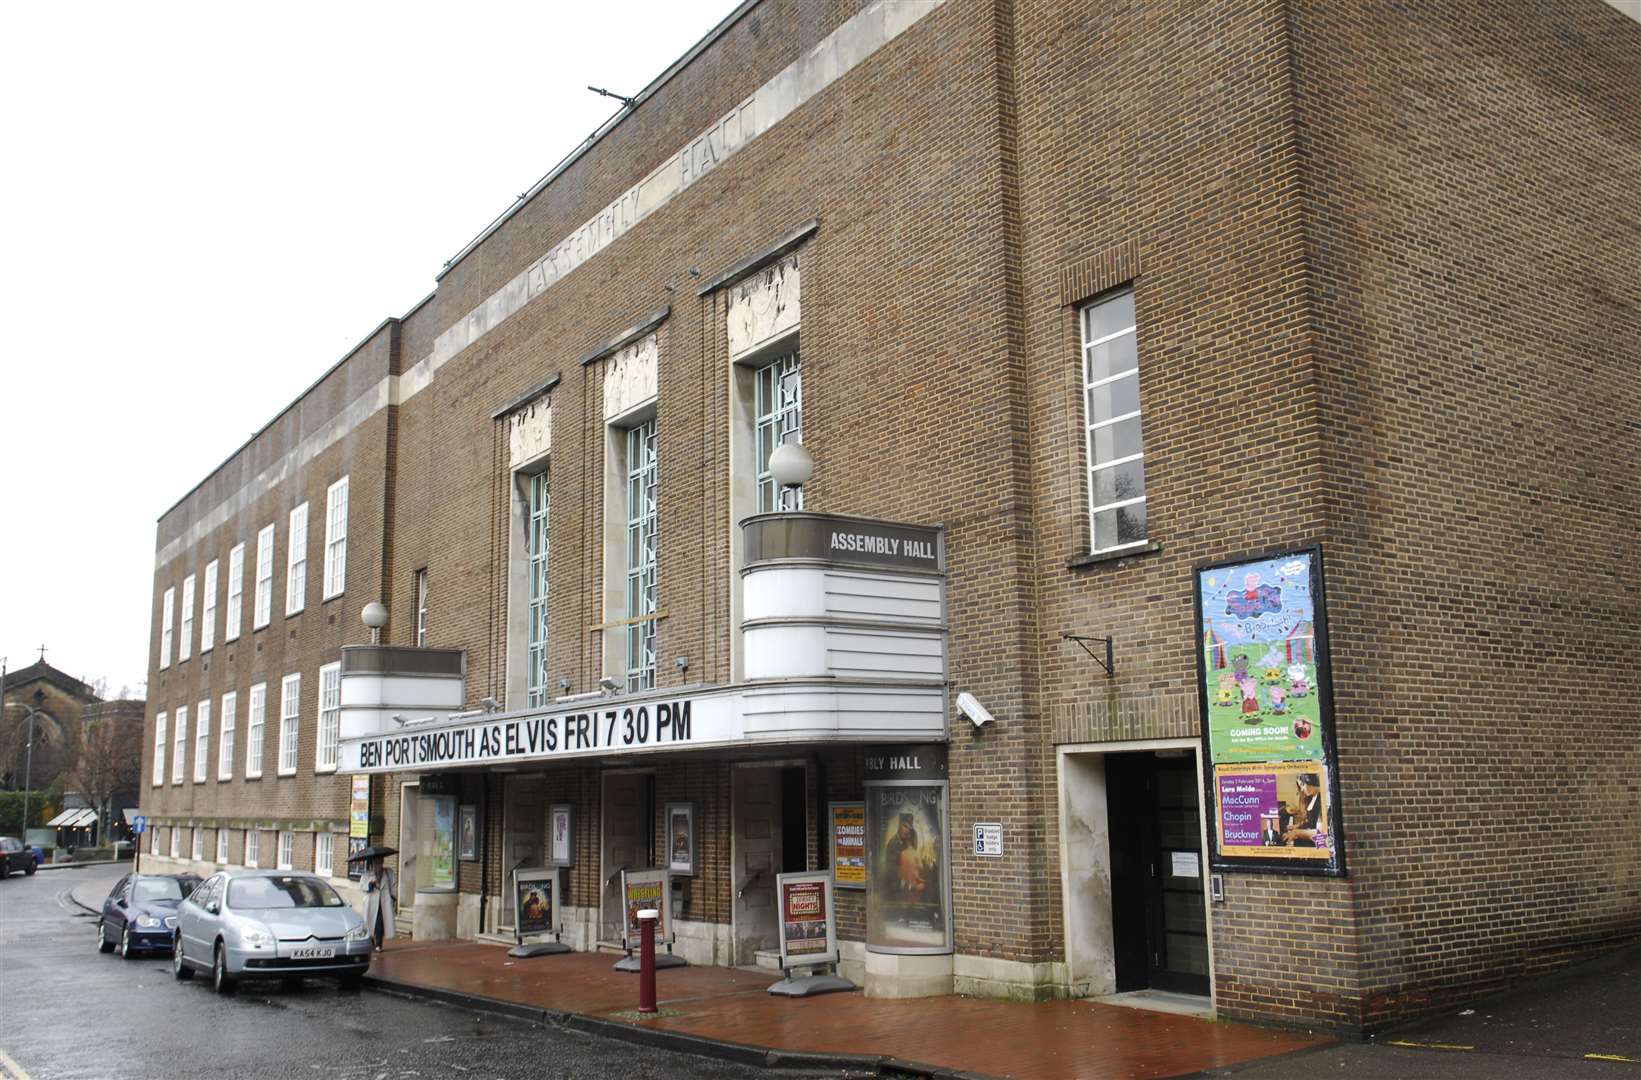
316,662 -> 340,772
200,559 -> 218,652
314,832 -> 334,878
323,476 -> 349,599
278,673 -> 301,775
216,829 -> 228,864
171,705 -> 188,786
193,700 -> 210,783
246,683 -> 266,779
245,829 -> 260,868
527,472 -> 550,706
415,569 -> 430,648
254,523 -> 275,629
277,830 -> 294,870
754,350 -> 803,512
152,712 -> 167,788
218,691 -> 236,780
1081,289 -> 1148,553
150,829 -> 160,856
625,420 -> 658,692
160,587 -> 175,668
286,502 -> 308,615
170,828 -> 181,859
179,575 -> 195,662
225,543 -> 245,641
192,829 -> 205,862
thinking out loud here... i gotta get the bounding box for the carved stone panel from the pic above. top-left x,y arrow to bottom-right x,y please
509,394 -> 552,470
603,332 -> 659,420
728,254 -> 801,360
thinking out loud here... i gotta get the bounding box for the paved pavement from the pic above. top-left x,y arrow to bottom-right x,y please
0,866 -> 783,1080
369,939 -> 1328,1078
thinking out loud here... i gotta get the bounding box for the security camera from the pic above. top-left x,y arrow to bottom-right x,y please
956,692 -> 995,729
599,676 -> 621,693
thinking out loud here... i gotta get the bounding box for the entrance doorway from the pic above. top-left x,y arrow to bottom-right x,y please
731,764 -> 808,965
501,775 -> 545,931
1106,751 -> 1210,996
600,771 -> 654,945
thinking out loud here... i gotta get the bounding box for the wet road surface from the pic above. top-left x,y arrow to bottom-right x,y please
0,866 -> 789,1080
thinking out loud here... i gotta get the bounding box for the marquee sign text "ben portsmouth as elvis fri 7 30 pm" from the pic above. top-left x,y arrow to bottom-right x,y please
344,694 -> 727,773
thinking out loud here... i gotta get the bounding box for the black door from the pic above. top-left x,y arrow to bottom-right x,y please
1106,751 -> 1210,996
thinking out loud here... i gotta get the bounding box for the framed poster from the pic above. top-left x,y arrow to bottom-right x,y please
664,802 -> 695,876
429,795 -> 457,890
863,745 -> 952,955
776,871 -> 839,970
458,804 -> 478,862
512,866 -> 562,938
549,803 -> 574,867
620,868 -> 674,949
1195,546 -> 1347,876
828,802 -> 866,888
348,775 -> 371,881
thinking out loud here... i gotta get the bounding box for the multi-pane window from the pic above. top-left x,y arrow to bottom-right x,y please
526,472 -> 550,707
170,828 -> 180,859
246,682 -> 266,779
160,587 -> 175,668
171,705 -> 188,785
192,828 -> 205,862
323,476 -> 349,599
278,674 -> 301,775
317,662 -> 341,772
201,559 -> 218,652
152,712 -> 167,788
287,502 -> 308,615
254,524 -> 275,629
150,829 -> 160,856
245,829 -> 260,868
314,832 -> 334,878
218,691 -> 236,780
225,543 -> 245,641
754,351 -> 803,512
1081,289 -> 1148,553
277,830 -> 294,871
179,575 -> 195,662
625,420 -> 658,692
193,700 -> 210,783
216,829 -> 228,864
415,569 -> 429,648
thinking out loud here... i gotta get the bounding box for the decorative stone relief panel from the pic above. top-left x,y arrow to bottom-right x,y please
728,254 -> 801,360
603,332 -> 659,420
508,394 -> 552,470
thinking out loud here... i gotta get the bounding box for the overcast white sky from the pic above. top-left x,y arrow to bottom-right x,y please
0,0 -> 733,697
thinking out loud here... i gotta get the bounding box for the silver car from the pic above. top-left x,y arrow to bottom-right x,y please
173,869 -> 371,994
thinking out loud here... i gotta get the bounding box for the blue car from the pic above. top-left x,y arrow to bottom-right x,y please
97,873 -> 200,958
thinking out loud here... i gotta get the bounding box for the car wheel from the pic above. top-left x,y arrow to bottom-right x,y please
213,943 -> 237,995
0,859 -> 10,879
23,860 -> 35,876
120,926 -> 135,959
172,936 -> 194,981
98,920 -> 115,953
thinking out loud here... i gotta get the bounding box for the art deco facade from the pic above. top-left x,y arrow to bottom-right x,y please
140,0 -> 1640,1031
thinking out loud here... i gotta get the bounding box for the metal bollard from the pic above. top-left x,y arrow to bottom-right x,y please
637,909 -> 659,1014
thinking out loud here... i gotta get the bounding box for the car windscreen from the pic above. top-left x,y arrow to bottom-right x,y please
133,878 -> 186,903
227,876 -> 345,909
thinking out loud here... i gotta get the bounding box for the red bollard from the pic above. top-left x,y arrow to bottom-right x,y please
638,909 -> 658,1014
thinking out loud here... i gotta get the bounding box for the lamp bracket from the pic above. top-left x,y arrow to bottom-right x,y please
1061,633 -> 1115,678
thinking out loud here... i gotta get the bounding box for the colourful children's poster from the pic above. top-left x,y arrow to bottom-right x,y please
1195,547 -> 1346,876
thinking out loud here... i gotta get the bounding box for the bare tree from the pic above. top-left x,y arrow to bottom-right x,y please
68,706 -> 143,845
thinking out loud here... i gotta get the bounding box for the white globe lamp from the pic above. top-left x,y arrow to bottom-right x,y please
768,440 -> 814,490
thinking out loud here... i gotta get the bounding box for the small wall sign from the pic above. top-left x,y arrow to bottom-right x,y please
973,823 -> 1003,857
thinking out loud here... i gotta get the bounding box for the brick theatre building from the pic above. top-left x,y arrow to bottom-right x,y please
138,0 -> 1640,1032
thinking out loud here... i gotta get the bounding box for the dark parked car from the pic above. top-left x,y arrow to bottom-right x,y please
97,873 -> 199,957
0,836 -> 37,877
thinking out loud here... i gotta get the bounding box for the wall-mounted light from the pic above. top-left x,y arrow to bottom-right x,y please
361,602 -> 388,645
558,677 -> 572,692
675,656 -> 689,673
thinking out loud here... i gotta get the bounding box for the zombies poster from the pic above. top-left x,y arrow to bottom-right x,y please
513,869 -> 557,936
865,783 -> 950,952
1196,547 -> 1346,876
